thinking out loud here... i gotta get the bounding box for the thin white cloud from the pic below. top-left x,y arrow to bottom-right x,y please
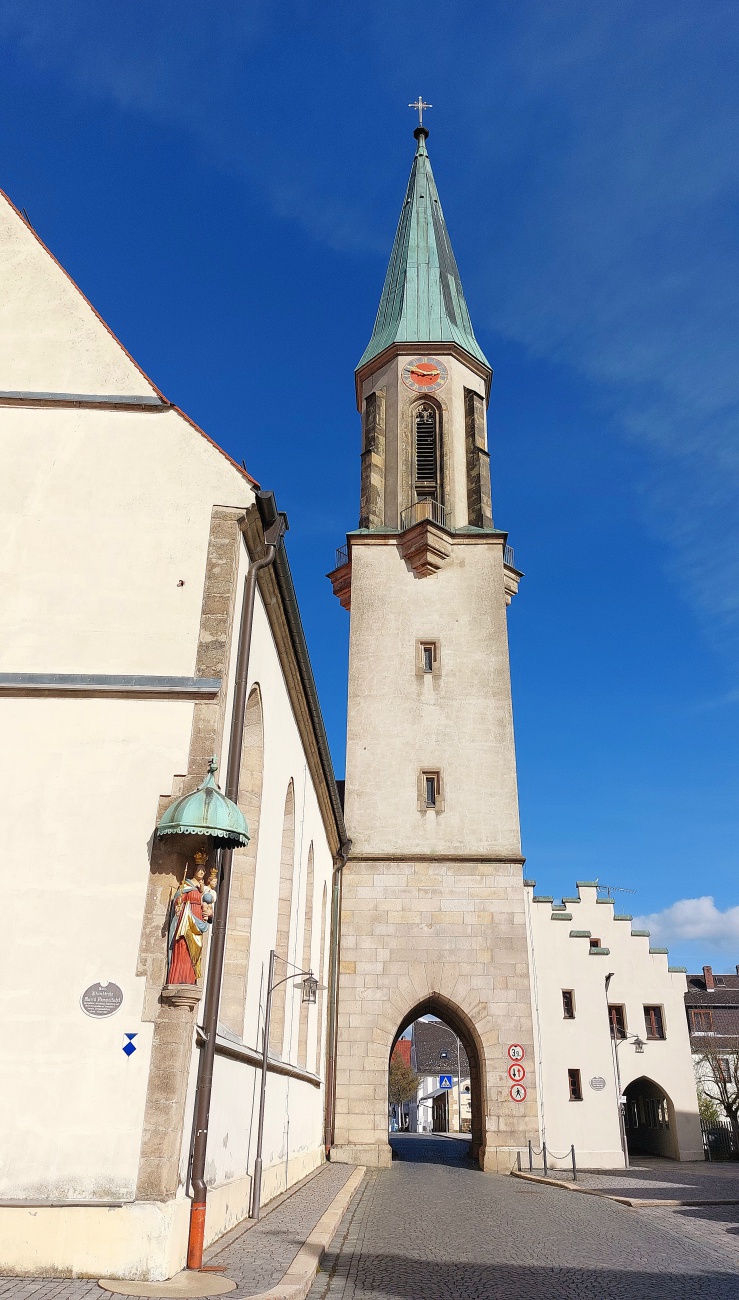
634,896 -> 739,950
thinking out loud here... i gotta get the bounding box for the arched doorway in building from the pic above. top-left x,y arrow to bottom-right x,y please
624,1077 -> 678,1160
388,996 -> 485,1166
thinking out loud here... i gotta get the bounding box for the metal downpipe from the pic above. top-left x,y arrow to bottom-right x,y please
187,495 -> 286,1269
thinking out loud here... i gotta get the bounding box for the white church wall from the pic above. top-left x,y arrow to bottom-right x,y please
0,695 -> 193,1200
0,190 -> 159,397
0,405 -> 244,676
527,882 -> 702,1169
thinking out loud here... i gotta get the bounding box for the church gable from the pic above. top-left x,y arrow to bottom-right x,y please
0,190 -> 162,399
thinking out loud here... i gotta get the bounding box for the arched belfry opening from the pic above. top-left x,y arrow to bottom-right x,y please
389,997 -> 486,1166
413,402 -> 442,504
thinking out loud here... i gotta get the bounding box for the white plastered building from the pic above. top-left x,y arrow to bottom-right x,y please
0,190 -> 347,1279
525,881 -> 703,1169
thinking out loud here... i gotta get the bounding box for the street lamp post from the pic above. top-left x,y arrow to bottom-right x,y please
250,949 -> 320,1222
604,972 -> 645,1170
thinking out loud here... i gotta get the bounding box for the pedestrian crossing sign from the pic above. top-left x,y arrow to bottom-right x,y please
439,1074 -> 453,1089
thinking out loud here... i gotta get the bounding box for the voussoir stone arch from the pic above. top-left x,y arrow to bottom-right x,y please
390,994 -> 489,1165
269,779 -> 296,1058
221,684 -> 264,1037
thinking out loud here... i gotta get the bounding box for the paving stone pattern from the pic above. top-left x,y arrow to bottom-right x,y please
309,1135 -> 739,1299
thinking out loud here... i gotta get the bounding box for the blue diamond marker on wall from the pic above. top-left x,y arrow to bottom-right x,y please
122,1033 -> 137,1057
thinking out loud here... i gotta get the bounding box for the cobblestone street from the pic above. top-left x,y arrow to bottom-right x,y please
309,1136 -> 739,1299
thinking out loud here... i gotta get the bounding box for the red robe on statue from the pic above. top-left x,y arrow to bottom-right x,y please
167,882 -> 208,985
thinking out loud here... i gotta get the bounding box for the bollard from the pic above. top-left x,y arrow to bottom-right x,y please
528,1139 -> 533,1173
543,1142 -> 548,1177
571,1144 -> 577,1182
517,1150 -> 521,1172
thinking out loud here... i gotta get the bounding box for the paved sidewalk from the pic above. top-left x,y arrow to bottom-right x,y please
308,1135 -> 739,1299
0,1165 -> 355,1300
574,1157 -> 739,1202
206,1164 -> 354,1296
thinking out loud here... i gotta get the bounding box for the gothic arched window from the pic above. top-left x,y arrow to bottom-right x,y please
415,404 -> 440,501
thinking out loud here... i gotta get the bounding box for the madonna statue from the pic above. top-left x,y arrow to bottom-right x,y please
167,853 -> 210,985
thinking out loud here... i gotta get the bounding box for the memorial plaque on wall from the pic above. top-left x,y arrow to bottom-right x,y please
589,1076 -> 606,1091
80,982 -> 124,1018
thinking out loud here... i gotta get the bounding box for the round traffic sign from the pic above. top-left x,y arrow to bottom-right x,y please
509,1083 -> 527,1102
507,1043 -> 525,1062
508,1063 -> 525,1082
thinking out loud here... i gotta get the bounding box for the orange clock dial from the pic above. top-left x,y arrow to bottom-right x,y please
402,356 -> 448,393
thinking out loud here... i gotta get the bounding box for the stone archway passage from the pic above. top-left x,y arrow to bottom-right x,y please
624,1076 -> 678,1159
391,996 -> 487,1166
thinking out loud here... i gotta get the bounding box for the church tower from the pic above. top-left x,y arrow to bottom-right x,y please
329,121 -> 537,1171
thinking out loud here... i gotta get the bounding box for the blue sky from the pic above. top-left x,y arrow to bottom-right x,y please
2,1 -> 738,970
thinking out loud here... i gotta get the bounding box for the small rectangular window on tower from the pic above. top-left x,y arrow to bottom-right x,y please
418,770 -> 443,812
568,1068 -> 583,1101
416,640 -> 441,677
562,990 -> 575,1019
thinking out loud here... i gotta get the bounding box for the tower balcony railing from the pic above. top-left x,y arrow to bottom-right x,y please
504,544 -> 515,568
400,499 -> 448,531
334,544 -> 349,570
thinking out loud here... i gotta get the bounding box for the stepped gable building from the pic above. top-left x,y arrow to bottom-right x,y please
0,188 -> 346,1279
328,121 -> 537,1173
526,882 -> 702,1167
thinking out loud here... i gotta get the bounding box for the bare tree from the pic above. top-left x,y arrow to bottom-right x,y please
695,1041 -> 739,1145
388,1055 -> 420,1107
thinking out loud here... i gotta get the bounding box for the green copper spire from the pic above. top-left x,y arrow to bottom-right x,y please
357,126 -> 489,372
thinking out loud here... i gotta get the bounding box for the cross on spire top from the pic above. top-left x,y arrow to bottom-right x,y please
408,97 -> 432,127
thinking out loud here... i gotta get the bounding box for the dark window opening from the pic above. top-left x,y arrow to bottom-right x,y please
720,1058 -> 732,1081
589,937 -> 601,951
422,644 -> 434,673
568,1068 -> 582,1101
562,990 -> 575,1019
644,1005 -> 665,1040
691,1008 -> 713,1032
608,1004 -> 627,1040
425,775 -> 437,807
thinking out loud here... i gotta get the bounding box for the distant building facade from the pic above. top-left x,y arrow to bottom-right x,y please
685,966 -> 739,1144
411,1021 -> 471,1135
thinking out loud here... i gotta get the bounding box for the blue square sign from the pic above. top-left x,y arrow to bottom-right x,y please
439,1074 -> 453,1089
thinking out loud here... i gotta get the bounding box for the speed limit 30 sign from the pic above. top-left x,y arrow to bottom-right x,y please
507,1043 -> 525,1062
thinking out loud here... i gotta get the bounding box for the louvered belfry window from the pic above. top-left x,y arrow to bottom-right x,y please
415,405 -> 438,498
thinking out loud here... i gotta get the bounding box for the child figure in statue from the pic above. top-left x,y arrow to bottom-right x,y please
201,867 -> 218,922
166,852 -> 210,985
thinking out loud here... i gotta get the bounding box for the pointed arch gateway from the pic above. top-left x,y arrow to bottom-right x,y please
391,995 -> 487,1165
624,1076 -> 678,1160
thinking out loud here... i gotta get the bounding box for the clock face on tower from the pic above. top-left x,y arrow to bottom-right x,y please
402,357 -> 448,393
